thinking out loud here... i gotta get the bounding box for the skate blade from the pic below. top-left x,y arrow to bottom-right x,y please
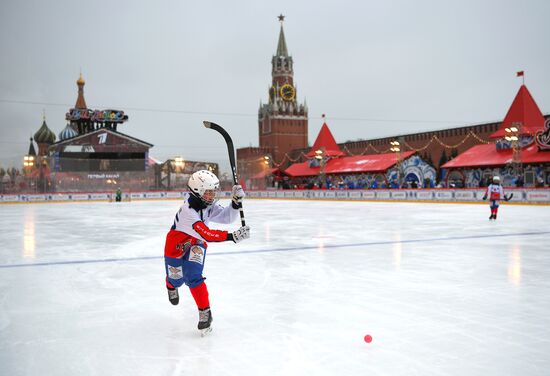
200,327 -> 212,337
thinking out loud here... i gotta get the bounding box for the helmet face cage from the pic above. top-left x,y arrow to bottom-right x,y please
188,170 -> 220,205
493,176 -> 500,184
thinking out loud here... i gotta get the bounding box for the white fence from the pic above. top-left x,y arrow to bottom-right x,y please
2,189 -> 550,204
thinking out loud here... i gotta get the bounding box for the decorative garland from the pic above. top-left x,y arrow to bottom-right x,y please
267,131 -> 493,167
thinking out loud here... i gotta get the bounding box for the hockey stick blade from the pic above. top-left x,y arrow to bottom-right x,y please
203,121 -> 246,226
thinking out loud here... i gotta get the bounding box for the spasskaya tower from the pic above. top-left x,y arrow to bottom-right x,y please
236,15 -> 308,187
258,14 -> 308,167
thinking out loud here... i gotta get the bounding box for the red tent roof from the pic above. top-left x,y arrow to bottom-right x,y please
250,168 -> 287,179
442,143 -> 550,169
305,123 -> 346,158
285,162 -> 319,177
490,85 -> 546,138
285,151 -> 415,177
325,152 -> 415,173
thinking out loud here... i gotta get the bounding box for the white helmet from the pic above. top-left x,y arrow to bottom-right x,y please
188,170 -> 220,205
492,176 -> 500,183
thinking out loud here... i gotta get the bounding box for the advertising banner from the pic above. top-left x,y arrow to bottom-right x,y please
71,194 -> 90,200
376,191 -> 390,199
454,191 -> 475,200
336,191 -> 348,198
434,191 -> 453,200
416,191 -> 433,200
145,192 -> 162,199
89,193 -> 108,200
322,191 -> 335,198
526,190 -> 550,202
1,195 -> 19,202
391,191 -> 407,200
362,191 -> 376,199
349,191 -> 362,199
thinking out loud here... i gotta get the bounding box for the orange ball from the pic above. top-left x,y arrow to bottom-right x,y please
364,335 -> 372,343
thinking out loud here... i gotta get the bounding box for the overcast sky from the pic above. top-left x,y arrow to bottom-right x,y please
1,0 -> 548,173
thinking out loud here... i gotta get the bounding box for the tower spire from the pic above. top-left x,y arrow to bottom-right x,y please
276,14 -> 288,57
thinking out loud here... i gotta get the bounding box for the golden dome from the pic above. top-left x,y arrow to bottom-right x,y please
77,72 -> 85,86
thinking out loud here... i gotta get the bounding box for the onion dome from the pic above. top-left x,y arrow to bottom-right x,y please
59,123 -> 78,140
33,116 -> 56,144
77,72 -> 85,86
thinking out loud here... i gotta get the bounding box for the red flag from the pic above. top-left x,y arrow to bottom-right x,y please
516,71 -> 524,77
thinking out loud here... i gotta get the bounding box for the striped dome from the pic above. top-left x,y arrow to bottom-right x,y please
33,119 -> 56,144
59,123 -> 78,140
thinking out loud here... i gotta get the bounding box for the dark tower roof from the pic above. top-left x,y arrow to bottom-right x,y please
28,137 -> 36,156
33,115 -> 56,144
75,73 -> 88,109
276,14 -> 289,57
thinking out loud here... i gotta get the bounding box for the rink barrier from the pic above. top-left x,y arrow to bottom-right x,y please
1,188 -> 550,204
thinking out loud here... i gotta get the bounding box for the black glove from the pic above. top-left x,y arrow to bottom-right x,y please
229,225 -> 250,243
482,194 -> 487,200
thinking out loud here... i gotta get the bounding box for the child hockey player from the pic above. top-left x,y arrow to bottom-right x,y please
164,170 -> 250,335
482,176 -> 513,220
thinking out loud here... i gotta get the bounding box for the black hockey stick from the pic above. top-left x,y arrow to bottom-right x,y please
203,121 -> 246,226
505,193 -> 514,201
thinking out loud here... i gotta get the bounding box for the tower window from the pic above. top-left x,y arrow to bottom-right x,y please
262,121 -> 271,134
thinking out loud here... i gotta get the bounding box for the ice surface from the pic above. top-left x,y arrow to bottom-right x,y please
1,199 -> 550,376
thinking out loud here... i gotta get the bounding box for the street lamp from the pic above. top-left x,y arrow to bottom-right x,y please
505,122 -> 522,184
390,140 -> 401,187
174,157 -> 185,169
23,155 -> 35,169
23,155 -> 36,192
263,155 -> 272,189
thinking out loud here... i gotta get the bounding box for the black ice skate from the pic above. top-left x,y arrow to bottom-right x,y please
198,307 -> 213,336
167,287 -> 179,305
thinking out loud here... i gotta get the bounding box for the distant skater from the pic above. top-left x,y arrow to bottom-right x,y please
482,176 -> 512,220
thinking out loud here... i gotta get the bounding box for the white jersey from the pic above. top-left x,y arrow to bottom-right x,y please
486,184 -> 504,201
171,199 -> 239,242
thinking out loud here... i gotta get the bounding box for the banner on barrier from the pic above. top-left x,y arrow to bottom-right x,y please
2,188 -> 550,204
362,191 -> 376,199
349,191 -> 362,199
377,191 -> 390,199
434,191 -> 453,200
26,195 -> 47,202
145,192 -> 162,199
1,195 -> 19,202
49,194 -> 70,201
416,191 -> 433,199
454,191 -> 475,200
71,194 -> 90,200
391,191 -> 407,199
90,193 -> 109,200
526,190 -> 550,201
336,191 -> 348,198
